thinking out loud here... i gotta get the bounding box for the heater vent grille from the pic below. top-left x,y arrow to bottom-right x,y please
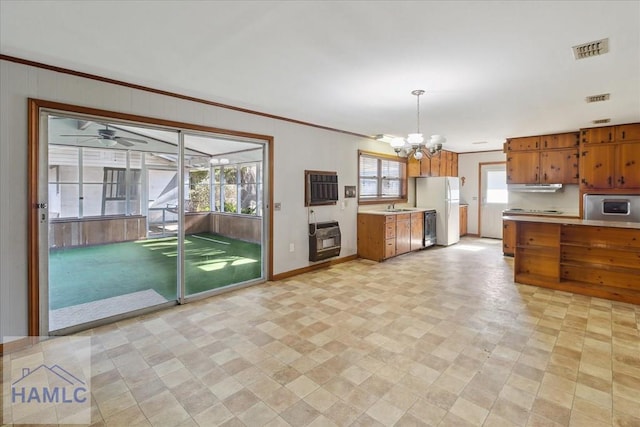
592,118 -> 611,124
573,38 -> 609,60
586,93 -> 610,103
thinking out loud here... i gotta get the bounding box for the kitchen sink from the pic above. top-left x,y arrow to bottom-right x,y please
384,208 -> 415,212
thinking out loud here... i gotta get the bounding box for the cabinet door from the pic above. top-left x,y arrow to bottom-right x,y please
507,151 -> 540,183
395,218 -> 411,255
540,149 -> 578,184
410,212 -> 424,251
451,152 -> 458,176
407,156 -> 421,177
541,133 -> 579,149
502,220 -> 515,256
616,123 -> 640,142
459,206 -> 468,236
420,157 -> 432,176
506,136 -> 540,151
440,150 -> 451,176
617,142 -> 640,188
581,126 -> 614,144
579,145 -> 615,189
429,155 -> 441,177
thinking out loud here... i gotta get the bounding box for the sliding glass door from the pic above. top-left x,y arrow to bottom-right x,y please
41,109 -> 267,334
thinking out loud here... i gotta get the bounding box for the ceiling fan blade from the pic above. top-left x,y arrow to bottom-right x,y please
115,139 -> 134,147
115,137 -> 148,144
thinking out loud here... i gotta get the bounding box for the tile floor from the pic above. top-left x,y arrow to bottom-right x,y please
2,237 -> 639,426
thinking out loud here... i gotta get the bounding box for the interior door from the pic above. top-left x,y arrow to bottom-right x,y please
480,162 -> 507,239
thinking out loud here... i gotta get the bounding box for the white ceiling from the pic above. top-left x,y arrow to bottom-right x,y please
2,1 -> 639,153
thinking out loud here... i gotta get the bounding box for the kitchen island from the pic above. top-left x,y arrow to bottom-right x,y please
503,215 -> 640,304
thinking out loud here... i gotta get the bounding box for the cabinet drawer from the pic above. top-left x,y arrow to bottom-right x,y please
385,215 -> 396,223
541,132 -> 579,149
581,126 -> 614,144
385,223 -> 396,239
385,239 -> 396,258
506,136 -> 540,151
616,123 -> 640,141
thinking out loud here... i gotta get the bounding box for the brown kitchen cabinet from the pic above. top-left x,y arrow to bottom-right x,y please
358,212 -> 424,262
540,149 -> 579,184
507,151 -> 540,183
502,219 -> 516,256
459,205 -> 468,236
395,214 -> 412,255
540,133 -> 579,149
580,128 -> 640,190
506,132 -> 579,184
506,136 -> 540,151
410,212 -> 424,251
408,150 -> 458,178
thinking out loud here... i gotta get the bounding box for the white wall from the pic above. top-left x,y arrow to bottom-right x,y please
458,151 -> 506,235
0,59 -> 365,342
458,150 -> 582,235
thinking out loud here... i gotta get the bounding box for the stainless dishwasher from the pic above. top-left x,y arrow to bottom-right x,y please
423,210 -> 437,247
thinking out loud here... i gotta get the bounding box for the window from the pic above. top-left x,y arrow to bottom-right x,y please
358,151 -> 407,203
211,162 -> 262,215
486,170 -> 508,204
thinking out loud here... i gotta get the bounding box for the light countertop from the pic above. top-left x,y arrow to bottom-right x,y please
502,215 -> 640,229
358,207 -> 434,216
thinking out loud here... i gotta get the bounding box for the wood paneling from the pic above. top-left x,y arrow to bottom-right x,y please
49,216 -> 146,248
514,219 -> 640,305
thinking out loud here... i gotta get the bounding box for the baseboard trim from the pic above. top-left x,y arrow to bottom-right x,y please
272,254 -> 358,281
0,336 -> 39,356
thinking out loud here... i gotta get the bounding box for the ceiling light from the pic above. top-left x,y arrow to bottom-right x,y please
592,118 -> 611,124
387,90 -> 446,160
100,138 -> 118,147
375,134 -> 397,144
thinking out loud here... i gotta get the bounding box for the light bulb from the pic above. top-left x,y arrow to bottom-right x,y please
407,133 -> 424,145
390,137 -> 406,149
414,151 -> 424,160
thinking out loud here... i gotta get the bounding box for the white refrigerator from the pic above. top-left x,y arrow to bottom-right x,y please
416,176 -> 460,246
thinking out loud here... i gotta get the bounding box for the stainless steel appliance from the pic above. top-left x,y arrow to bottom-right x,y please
583,194 -> 640,222
423,210 -> 437,247
416,177 -> 460,246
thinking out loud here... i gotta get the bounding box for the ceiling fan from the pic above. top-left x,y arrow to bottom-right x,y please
60,126 -> 149,147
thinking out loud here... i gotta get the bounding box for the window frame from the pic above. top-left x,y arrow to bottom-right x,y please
358,150 -> 408,205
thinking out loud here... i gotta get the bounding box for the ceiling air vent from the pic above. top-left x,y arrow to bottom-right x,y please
592,118 -> 611,124
585,93 -> 610,103
572,38 -> 609,60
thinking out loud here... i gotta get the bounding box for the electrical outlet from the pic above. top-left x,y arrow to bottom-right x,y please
274,202 -> 281,211
289,243 -> 295,252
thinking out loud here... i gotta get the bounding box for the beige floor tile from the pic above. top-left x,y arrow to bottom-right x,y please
13,237 -> 636,427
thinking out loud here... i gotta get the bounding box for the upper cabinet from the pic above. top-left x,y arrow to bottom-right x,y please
506,132 -> 579,184
408,150 -> 458,178
580,123 -> 640,190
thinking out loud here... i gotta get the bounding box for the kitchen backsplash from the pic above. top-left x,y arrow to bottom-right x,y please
508,184 -> 580,214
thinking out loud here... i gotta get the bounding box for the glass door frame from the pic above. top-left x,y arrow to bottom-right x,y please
28,99 -> 273,336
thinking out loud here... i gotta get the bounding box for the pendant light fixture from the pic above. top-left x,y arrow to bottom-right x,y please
387,90 -> 446,160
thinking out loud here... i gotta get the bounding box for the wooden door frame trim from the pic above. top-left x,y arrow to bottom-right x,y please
27,98 -> 274,336
477,161 -> 506,238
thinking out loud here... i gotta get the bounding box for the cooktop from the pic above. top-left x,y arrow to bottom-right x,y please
504,208 -> 564,214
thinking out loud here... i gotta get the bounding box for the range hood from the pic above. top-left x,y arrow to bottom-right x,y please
508,183 -> 563,193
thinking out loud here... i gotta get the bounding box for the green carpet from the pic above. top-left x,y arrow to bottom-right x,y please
49,233 -> 262,310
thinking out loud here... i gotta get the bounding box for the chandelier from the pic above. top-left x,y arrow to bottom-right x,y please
387,90 -> 446,160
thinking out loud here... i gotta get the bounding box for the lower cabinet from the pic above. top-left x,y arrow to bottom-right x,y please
502,219 -> 516,256
358,212 -> 424,261
459,205 -> 468,236
513,220 -> 640,304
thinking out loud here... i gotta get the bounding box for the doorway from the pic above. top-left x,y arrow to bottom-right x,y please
30,100 -> 272,335
479,162 -> 507,239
